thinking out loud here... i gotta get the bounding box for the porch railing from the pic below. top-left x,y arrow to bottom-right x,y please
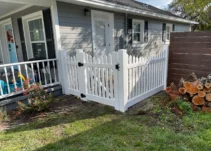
0,58 -> 59,99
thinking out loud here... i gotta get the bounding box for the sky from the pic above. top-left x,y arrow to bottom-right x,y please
137,0 -> 173,9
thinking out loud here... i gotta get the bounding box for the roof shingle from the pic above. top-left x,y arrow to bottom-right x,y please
101,0 -> 182,18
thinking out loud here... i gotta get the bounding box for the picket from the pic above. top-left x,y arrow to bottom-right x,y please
64,43 -> 169,112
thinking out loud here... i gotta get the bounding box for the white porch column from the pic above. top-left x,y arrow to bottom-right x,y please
50,0 -> 65,93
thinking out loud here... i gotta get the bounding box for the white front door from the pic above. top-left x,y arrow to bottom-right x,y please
91,10 -> 114,57
22,11 -> 48,59
0,18 -> 18,64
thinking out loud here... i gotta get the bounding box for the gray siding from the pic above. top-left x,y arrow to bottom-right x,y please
175,24 -> 191,32
57,2 -> 125,55
0,6 -> 47,62
57,2 -> 191,57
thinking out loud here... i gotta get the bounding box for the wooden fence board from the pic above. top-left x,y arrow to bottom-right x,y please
168,31 -> 211,84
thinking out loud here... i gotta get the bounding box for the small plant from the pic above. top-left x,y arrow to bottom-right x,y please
17,80 -> 54,113
177,100 -> 193,114
0,107 -> 8,123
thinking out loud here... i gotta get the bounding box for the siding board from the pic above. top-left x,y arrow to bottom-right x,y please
57,1 -> 191,56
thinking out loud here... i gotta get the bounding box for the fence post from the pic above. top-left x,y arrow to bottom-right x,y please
112,51 -> 119,110
59,50 -> 68,94
76,49 -> 88,101
61,51 -> 69,95
163,41 -> 170,90
118,49 -> 128,112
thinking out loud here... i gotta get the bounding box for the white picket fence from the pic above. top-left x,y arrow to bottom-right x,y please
63,44 -> 169,112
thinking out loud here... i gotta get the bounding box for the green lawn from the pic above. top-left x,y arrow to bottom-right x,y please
1,95 -> 211,151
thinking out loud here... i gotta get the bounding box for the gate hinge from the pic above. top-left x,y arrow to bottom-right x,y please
81,93 -> 86,98
78,62 -> 84,67
115,64 -> 120,71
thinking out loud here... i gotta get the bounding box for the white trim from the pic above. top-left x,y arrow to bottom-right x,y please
132,19 -> 145,47
166,23 -> 173,41
22,11 -> 49,59
0,18 -> 18,64
50,0 -> 64,93
59,0 -> 198,24
0,5 -> 32,20
91,10 -> 114,56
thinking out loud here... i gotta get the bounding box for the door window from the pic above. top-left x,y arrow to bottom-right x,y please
28,18 -> 46,58
91,10 -> 114,57
22,11 -> 48,59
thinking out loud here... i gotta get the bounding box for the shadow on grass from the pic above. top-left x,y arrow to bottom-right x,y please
33,116 -> 151,151
5,95 -> 120,134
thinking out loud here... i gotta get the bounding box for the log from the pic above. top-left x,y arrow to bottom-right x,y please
168,93 -> 181,101
192,80 -> 200,87
179,87 -> 186,94
188,72 -> 198,82
198,91 -> 206,98
205,83 -> 211,89
178,77 -> 185,88
166,86 -> 171,93
202,107 -> 211,113
170,82 -> 177,92
206,93 -> 211,102
184,82 -> 198,95
196,84 -> 203,90
203,88 -> 211,93
192,95 -> 205,106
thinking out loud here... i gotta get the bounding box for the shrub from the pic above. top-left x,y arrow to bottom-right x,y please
17,80 -> 54,113
176,100 -> 193,114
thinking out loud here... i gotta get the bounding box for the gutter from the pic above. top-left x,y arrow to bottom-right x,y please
58,0 -> 199,24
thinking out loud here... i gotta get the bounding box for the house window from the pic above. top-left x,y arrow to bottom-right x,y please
166,24 -> 172,41
132,19 -> 144,45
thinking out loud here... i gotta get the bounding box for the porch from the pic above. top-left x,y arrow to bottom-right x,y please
0,0 -> 62,110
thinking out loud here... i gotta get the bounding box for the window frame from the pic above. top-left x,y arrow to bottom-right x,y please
132,19 -> 145,47
22,11 -> 48,59
166,23 -> 173,41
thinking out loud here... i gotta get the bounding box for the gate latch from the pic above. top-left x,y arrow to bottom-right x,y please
115,64 -> 120,71
78,62 -> 84,67
81,93 -> 86,98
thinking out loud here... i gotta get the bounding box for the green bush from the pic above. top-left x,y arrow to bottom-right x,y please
176,100 -> 193,114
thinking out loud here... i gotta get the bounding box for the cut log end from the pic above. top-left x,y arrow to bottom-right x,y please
198,91 -> 206,98
192,95 -> 205,106
205,83 -> 211,89
184,82 -> 198,95
196,84 -> 203,90
179,87 -> 186,95
206,93 -> 211,102
166,87 -> 171,93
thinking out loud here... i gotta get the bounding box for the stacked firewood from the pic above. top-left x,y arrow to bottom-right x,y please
166,73 -> 211,112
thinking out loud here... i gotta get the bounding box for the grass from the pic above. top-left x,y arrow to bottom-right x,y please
1,95 -> 211,151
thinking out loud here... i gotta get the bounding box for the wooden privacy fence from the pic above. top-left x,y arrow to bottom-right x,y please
62,45 -> 169,112
168,31 -> 211,84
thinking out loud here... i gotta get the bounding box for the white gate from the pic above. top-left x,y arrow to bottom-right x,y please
62,44 -> 169,112
63,50 -> 119,110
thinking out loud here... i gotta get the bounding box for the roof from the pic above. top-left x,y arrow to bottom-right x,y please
102,0 -> 182,19
60,0 -> 198,24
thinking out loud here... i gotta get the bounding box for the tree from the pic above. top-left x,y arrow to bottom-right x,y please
168,0 -> 211,30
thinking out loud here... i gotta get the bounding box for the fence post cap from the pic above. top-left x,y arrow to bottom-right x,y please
76,49 -> 83,53
118,49 -> 127,53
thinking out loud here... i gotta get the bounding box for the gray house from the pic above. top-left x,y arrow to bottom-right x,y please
0,0 -> 197,110
0,0 -> 197,63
